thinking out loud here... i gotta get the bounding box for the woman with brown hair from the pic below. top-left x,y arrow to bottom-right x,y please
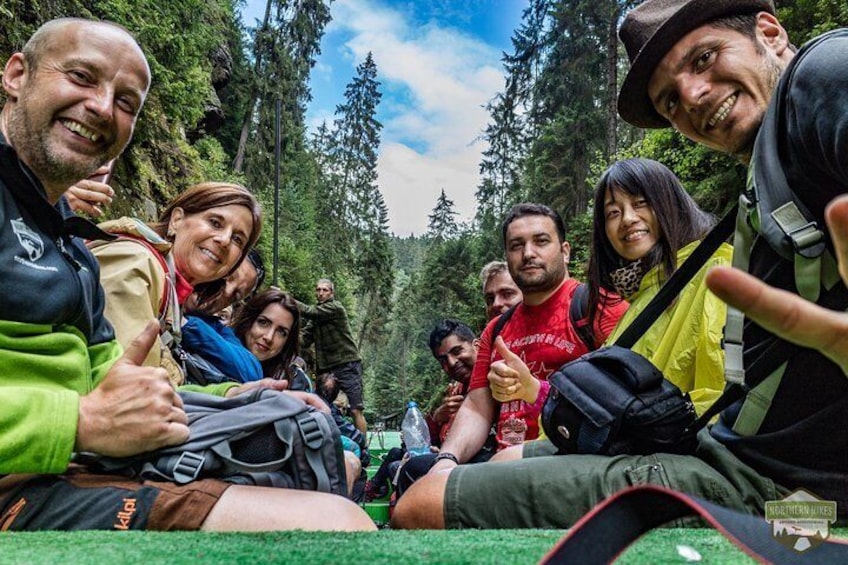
89,182 -> 262,388
231,288 -> 301,382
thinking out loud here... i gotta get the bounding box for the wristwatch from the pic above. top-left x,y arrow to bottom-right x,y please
433,452 -> 459,466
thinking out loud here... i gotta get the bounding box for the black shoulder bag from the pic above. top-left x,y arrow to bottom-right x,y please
541,207 -> 737,456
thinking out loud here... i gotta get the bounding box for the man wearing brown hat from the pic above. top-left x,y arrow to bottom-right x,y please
393,0 -> 848,529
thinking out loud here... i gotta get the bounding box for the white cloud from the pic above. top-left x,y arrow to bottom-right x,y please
321,0 -> 505,235
306,108 -> 336,135
378,142 -> 482,236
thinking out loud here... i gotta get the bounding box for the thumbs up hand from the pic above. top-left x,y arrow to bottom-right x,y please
487,336 -> 541,404
76,321 -> 189,457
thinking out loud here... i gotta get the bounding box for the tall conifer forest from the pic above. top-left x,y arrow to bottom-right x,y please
1,0 -> 844,421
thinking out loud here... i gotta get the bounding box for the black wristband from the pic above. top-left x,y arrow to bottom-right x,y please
433,452 -> 459,466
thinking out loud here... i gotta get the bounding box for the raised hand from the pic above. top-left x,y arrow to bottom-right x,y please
76,321 -> 189,456
431,391 -> 464,425
488,336 -> 541,404
224,377 -> 289,398
224,380 -> 329,414
706,194 -> 848,375
285,390 -> 331,414
65,163 -> 115,218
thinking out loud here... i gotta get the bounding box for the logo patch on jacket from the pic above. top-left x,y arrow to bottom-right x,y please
12,217 -> 44,261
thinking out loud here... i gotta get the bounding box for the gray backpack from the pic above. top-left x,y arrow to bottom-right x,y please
95,388 -> 347,495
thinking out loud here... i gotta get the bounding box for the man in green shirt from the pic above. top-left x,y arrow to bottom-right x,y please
298,278 -> 367,435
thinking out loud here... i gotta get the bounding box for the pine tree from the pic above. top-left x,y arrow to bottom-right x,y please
328,52 -> 383,236
235,0 -> 332,176
427,189 -> 460,241
481,0 -> 641,225
476,87 -> 526,256
356,194 -> 395,349
322,52 -> 394,352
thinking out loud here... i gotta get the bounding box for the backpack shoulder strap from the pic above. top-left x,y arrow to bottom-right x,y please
112,234 -> 182,350
569,283 -> 595,351
109,233 -> 175,322
747,33 -> 838,303
725,32 -> 844,435
490,304 -> 517,343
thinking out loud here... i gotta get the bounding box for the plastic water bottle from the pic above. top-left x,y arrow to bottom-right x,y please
401,401 -> 431,457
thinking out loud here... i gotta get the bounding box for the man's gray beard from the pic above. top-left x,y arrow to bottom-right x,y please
6,105 -> 106,195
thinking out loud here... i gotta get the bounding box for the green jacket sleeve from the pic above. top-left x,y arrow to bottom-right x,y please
0,322 -> 121,474
1,385 -> 79,474
296,299 -> 344,321
178,382 -> 241,397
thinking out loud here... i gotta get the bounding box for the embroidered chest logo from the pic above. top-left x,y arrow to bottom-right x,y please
11,217 -> 44,261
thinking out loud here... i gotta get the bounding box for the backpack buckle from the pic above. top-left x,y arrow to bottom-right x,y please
297,414 -> 323,449
771,202 -> 825,257
172,451 -> 205,484
786,221 -> 823,253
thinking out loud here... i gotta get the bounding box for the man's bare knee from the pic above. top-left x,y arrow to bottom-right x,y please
202,485 -> 376,531
344,451 -> 361,497
391,468 -> 451,529
490,444 -> 523,462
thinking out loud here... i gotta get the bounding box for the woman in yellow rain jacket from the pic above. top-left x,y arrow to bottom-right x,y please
588,158 -> 730,415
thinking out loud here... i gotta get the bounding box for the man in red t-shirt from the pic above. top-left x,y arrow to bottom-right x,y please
425,203 -> 629,467
426,319 -> 478,446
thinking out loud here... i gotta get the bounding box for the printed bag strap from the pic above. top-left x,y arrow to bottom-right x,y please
112,234 -> 173,321
112,234 -> 180,344
540,485 -> 848,565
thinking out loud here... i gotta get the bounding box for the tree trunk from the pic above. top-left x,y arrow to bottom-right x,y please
234,0 -> 273,172
357,300 -> 370,352
605,1 -> 619,163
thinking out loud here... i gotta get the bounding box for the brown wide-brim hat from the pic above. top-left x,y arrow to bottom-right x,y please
618,0 -> 775,128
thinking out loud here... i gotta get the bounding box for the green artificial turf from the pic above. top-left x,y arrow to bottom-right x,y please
4,528 -> 846,564
7,430 -> 838,563
5,434 -> 844,563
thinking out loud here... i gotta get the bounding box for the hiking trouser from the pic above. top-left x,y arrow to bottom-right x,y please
0,467 -> 230,530
443,429 -> 787,529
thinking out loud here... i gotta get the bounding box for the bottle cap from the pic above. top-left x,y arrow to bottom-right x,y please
407,401 -> 418,409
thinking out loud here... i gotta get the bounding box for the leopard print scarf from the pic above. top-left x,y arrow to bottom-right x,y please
609,259 -> 646,300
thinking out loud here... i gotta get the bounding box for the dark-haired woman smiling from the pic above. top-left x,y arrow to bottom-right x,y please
231,289 -> 301,382
587,158 -> 730,414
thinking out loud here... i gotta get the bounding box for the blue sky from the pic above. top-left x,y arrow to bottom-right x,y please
241,0 -> 527,235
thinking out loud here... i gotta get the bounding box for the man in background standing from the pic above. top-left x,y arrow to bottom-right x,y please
298,278 -> 367,435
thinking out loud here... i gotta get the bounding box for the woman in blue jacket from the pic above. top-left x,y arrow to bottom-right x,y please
180,250 -> 266,382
